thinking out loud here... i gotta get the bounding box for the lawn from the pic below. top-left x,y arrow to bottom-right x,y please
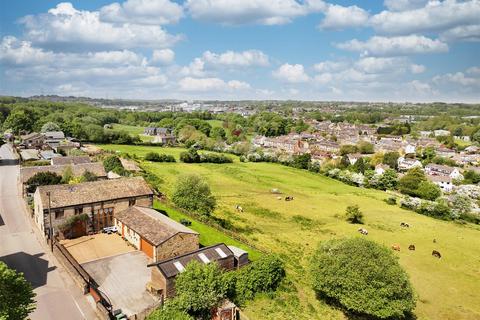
100,144 -> 480,320
110,124 -> 153,142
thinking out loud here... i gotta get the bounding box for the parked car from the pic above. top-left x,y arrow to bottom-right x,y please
102,226 -> 118,234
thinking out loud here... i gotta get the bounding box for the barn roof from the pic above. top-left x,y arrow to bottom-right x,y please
36,176 -> 152,209
115,206 -> 198,246
148,243 -> 233,279
51,156 -> 91,165
20,162 -> 106,184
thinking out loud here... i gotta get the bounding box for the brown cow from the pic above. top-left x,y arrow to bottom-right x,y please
391,244 -> 400,251
432,250 -> 441,258
408,244 -> 415,251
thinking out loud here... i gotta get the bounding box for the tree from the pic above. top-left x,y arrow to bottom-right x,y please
40,122 -> 60,132
147,304 -> 193,320
378,169 -> 398,190
339,145 -> 358,156
0,261 -> 36,319
291,153 -> 311,170
398,167 -> 426,197
345,205 -> 364,224
103,155 -> 125,175
382,151 -> 400,170
352,157 -> 366,174
174,261 -> 227,319
451,194 -> 472,218
2,109 -> 35,134
310,238 -> 415,319
26,172 -> 62,193
180,148 -> 201,163
80,170 -> 98,182
61,166 -> 74,184
416,181 -> 441,201
172,174 -> 216,216
210,127 -> 226,140
357,141 -> 374,154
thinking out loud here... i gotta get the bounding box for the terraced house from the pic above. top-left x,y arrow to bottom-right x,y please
33,177 -> 153,237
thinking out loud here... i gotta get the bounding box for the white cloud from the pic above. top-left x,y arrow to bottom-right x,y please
0,36 -> 54,66
313,60 -> 348,72
151,49 -> 175,65
433,71 -> 480,86
202,50 -> 269,67
467,66 -> 480,75
178,77 -> 250,92
410,64 -> 426,74
273,63 -> 310,83
99,0 -> 183,25
319,4 -> 369,29
185,0 -> 325,25
336,35 -> 448,56
371,0 -> 480,36
440,24 -> 480,42
383,0 -> 429,12
19,2 -> 182,50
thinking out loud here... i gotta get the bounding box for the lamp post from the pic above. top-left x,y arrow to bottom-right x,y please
47,191 -> 53,252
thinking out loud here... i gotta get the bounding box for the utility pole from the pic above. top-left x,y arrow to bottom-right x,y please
47,191 -> 53,252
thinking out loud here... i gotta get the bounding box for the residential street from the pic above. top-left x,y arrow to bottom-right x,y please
0,144 -> 97,320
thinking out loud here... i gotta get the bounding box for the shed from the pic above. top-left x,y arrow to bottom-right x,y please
227,246 -> 249,268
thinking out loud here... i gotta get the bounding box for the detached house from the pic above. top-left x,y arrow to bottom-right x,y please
33,177 -> 153,236
397,157 -> 422,171
425,164 -> 463,180
114,206 -> 199,262
20,133 -> 45,149
427,175 -> 454,192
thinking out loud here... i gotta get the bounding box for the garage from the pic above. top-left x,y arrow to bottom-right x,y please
140,238 -> 154,259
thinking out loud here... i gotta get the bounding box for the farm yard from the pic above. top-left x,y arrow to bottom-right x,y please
100,144 -> 480,320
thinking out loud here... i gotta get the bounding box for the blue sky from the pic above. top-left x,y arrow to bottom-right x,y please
1,0 -> 479,102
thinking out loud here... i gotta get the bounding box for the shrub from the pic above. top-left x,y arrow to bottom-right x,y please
147,303 -> 193,320
228,255 -> 285,305
416,181 -> 442,201
172,174 -> 216,216
145,152 -> 176,162
310,238 -> 415,319
385,196 -> 397,205
345,205 -> 364,224
26,171 -> 62,193
103,155 -> 125,175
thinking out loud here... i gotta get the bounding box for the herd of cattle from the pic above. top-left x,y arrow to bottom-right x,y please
358,222 -> 442,259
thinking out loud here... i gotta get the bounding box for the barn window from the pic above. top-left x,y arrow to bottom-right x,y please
55,210 -> 64,219
129,198 -> 136,206
75,207 -> 83,215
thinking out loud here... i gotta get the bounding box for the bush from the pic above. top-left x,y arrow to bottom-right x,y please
26,171 -> 62,193
147,303 -> 193,320
385,196 -> 397,205
310,238 -> 415,319
416,181 -> 442,201
345,205 -> 364,224
103,155 -> 126,175
228,255 -> 285,306
172,174 -> 216,216
145,152 -> 176,162
180,148 -> 232,164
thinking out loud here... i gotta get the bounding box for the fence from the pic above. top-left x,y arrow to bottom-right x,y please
53,239 -> 113,317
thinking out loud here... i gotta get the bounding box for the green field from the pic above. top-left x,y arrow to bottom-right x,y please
110,124 -> 153,142
101,144 -> 480,320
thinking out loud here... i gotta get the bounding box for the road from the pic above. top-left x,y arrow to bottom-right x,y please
0,144 -> 97,320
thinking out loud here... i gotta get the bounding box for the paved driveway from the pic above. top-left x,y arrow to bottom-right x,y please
82,251 -> 158,317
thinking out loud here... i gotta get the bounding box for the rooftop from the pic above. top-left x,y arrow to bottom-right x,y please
36,176 -> 152,209
20,162 -> 106,184
51,155 -> 91,165
115,206 -> 198,246
149,243 -> 233,279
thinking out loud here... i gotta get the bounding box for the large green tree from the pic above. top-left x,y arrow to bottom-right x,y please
0,262 -> 36,319
310,238 -> 415,319
26,172 -> 63,193
174,261 -> 227,319
2,109 -> 35,134
172,174 -> 216,216
398,167 -> 427,197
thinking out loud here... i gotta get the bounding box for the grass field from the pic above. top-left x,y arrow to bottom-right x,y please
110,124 -> 153,142
101,144 -> 480,320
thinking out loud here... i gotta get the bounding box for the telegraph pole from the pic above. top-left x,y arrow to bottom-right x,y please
47,191 -> 53,252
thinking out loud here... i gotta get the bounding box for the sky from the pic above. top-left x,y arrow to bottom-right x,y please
0,0 -> 479,102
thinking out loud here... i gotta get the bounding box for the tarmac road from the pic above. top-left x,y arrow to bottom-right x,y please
0,144 -> 97,319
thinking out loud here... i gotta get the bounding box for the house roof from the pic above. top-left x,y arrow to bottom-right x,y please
227,245 -> 248,258
51,156 -> 91,165
149,243 -> 234,279
427,175 -> 452,183
19,149 -> 40,160
425,163 -> 456,174
36,176 -> 152,209
44,131 -> 65,140
120,158 -> 141,172
21,162 -> 106,184
21,132 -> 44,140
115,206 -> 198,246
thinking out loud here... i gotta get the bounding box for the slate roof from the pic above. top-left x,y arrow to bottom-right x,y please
20,162 -> 106,184
115,206 -> 198,246
36,176 -> 152,209
51,156 -> 91,165
149,243 -> 234,279
44,131 -> 65,140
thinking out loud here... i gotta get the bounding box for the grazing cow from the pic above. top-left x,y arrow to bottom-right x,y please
400,222 -> 410,228
277,196 -> 282,200
235,205 -> 243,213
408,244 -> 415,251
285,196 -> 294,201
358,228 -> 368,235
432,250 -> 441,258
391,244 -> 401,251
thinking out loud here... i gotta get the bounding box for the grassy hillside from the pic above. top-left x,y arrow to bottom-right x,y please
100,144 -> 480,320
